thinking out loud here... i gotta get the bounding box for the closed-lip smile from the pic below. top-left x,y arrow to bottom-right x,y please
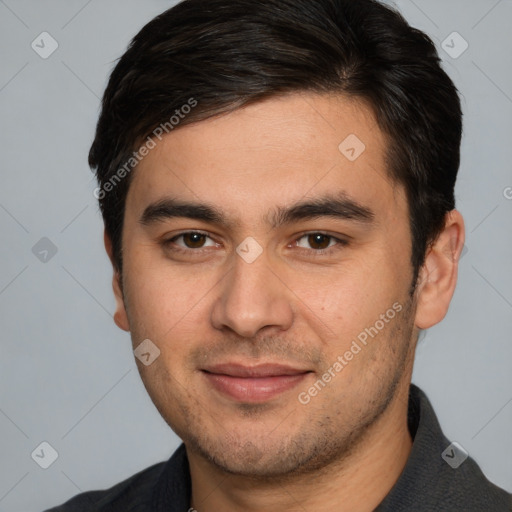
201,362 -> 312,402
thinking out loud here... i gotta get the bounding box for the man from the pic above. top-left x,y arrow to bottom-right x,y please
46,0 -> 511,510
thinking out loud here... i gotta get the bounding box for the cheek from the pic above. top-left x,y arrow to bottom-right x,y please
294,258 -> 383,312
292,257 -> 403,348
123,257 -> 216,344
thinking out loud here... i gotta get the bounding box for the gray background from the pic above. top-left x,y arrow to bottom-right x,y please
0,1 -> 510,510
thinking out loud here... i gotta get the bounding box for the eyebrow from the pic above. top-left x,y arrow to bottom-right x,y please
139,193 -> 375,229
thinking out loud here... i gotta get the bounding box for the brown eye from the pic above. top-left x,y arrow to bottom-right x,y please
181,232 -> 207,248
294,233 -> 347,253
307,233 -> 331,250
162,231 -> 219,257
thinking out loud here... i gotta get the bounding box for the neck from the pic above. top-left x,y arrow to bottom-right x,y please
187,379 -> 413,512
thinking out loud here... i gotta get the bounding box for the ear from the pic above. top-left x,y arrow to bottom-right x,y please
104,230 -> 130,332
414,210 -> 465,329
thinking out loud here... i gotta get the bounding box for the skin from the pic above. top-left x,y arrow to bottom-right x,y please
105,92 -> 465,512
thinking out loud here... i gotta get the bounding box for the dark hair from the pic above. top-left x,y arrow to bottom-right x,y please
89,0 -> 462,288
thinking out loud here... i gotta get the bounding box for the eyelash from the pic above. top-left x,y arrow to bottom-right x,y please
162,231 -> 349,256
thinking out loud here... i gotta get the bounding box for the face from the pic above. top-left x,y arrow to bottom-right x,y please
114,92 -> 420,477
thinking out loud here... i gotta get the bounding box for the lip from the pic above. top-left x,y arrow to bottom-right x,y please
203,363 -> 310,378
201,363 -> 312,403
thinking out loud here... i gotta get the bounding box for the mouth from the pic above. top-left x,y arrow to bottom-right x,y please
201,363 -> 313,403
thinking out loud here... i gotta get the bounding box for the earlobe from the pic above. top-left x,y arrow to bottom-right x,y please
104,230 -> 130,332
414,210 -> 465,330
112,271 -> 130,332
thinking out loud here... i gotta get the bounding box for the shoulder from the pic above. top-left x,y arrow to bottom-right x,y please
43,461 -> 166,512
377,385 -> 512,511
438,455 -> 511,511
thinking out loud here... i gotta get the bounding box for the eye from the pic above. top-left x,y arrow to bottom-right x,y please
166,231 -> 218,250
293,233 -> 347,252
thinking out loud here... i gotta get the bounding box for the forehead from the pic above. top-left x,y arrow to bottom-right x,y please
127,92 -> 403,226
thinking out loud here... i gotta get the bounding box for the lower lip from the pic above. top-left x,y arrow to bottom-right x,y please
203,372 -> 310,402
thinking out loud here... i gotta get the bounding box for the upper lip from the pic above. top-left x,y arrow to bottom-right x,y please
202,363 -> 311,378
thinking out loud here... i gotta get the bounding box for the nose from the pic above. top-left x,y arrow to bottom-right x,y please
210,249 -> 294,338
